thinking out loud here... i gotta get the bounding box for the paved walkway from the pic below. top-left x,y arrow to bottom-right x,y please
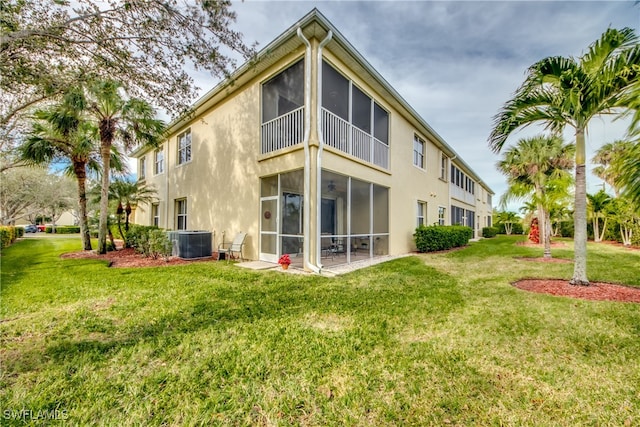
236,253 -> 411,276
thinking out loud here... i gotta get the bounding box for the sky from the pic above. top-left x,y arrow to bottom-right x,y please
166,0 -> 640,211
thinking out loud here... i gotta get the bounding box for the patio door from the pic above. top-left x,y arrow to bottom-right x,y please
260,196 -> 279,263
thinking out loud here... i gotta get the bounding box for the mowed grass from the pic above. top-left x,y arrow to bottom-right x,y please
1,235 -> 639,426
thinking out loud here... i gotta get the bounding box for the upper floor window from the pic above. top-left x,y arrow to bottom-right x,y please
154,146 -> 164,174
139,156 -> 146,179
417,201 -> 427,227
175,198 -> 187,230
487,193 -> 492,206
262,59 -> 304,124
413,135 -> 425,169
440,152 -> 448,180
178,130 -> 191,165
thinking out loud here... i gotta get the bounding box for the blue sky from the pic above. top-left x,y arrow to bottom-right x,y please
181,1 -> 640,211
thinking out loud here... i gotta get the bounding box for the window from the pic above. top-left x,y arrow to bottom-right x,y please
438,206 -> 446,225
413,135 -> 425,168
177,130 -> 191,165
262,59 -> 304,123
139,156 -> 146,179
451,205 -> 465,226
487,193 -> 492,206
467,210 -> 475,230
175,199 -> 187,230
154,146 -> 164,174
440,153 -> 448,180
151,203 -> 159,227
417,201 -> 427,227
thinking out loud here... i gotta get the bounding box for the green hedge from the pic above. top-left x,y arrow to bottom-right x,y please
414,225 -> 473,253
45,225 -> 80,234
0,226 -> 18,249
482,227 -> 499,238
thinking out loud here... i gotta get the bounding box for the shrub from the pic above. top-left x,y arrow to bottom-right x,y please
125,225 -> 171,258
45,225 -> 80,234
482,227 -> 499,238
148,229 -> 172,260
0,226 -> 18,249
414,225 -> 473,253
15,227 -> 24,238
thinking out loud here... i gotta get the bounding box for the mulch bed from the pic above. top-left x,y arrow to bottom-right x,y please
513,279 -> 640,303
61,247 -> 217,268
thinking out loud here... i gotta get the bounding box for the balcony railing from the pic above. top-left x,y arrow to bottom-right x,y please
261,107 -> 305,154
321,108 -> 389,169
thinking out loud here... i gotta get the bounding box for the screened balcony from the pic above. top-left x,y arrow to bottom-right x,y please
321,60 -> 389,169
321,108 -> 389,169
261,59 -> 305,155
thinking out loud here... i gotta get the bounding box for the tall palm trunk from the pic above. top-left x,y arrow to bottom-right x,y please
592,215 -> 601,243
72,159 -> 92,250
98,138 -> 112,254
535,187 -> 552,258
543,209 -> 552,259
571,129 -> 589,285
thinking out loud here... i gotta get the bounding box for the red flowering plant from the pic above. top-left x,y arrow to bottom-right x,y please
278,254 -> 291,266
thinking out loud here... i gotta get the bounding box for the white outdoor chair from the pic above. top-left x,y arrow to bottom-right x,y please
218,232 -> 247,262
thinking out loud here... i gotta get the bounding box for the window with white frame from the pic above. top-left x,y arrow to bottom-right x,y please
139,156 -> 146,179
417,201 -> 427,227
440,153 -> 448,180
413,135 -> 425,169
438,206 -> 446,225
177,130 -> 191,165
151,203 -> 159,227
175,199 -> 187,230
487,193 -> 492,206
154,146 -> 164,174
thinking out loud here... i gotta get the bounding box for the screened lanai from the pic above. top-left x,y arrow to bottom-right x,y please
259,169 -> 389,269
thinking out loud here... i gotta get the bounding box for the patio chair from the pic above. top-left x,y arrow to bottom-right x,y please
218,232 -> 247,262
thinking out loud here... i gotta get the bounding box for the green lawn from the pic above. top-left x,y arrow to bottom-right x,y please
1,236 -> 639,426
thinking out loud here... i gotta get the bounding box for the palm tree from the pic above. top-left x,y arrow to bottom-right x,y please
497,135 -> 574,258
587,190 -> 612,242
592,140 -> 634,197
615,141 -> 640,205
20,88 -> 97,250
489,28 -> 640,285
83,80 -> 165,254
108,179 -> 157,240
496,210 -> 519,235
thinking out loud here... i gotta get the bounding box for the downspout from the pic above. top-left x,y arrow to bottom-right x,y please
315,30 -> 333,269
297,28 -> 321,274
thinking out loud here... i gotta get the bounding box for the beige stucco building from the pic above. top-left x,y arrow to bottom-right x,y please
131,9 -> 494,271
